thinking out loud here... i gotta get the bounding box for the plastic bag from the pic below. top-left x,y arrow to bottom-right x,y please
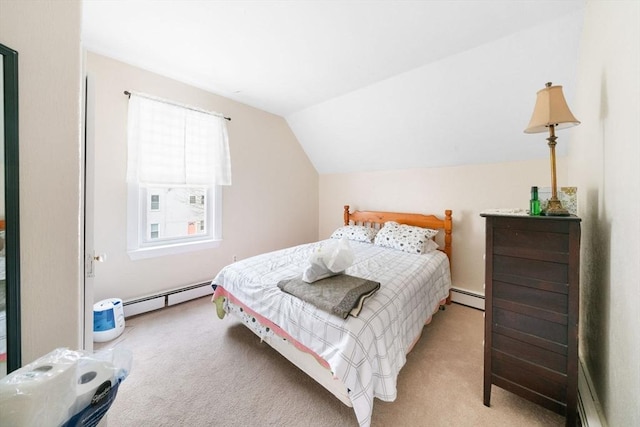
325,236 -> 354,273
302,237 -> 354,283
0,347 -> 132,427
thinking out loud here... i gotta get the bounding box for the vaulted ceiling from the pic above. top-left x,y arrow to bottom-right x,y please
82,0 -> 585,174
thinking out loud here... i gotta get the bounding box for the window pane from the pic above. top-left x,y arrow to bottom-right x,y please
145,186 -> 207,242
150,194 -> 160,210
150,223 -> 159,239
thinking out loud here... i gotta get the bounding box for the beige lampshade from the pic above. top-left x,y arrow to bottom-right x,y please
524,83 -> 580,134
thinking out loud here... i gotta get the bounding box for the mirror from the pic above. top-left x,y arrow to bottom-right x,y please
0,42 -> 21,376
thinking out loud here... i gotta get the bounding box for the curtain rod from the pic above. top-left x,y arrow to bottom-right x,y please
124,90 -> 231,121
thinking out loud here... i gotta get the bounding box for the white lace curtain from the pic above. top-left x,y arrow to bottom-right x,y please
126,93 -> 231,186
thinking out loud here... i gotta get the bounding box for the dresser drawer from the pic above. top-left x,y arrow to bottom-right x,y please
493,280 -> 568,314
494,254 -> 568,285
490,216 -> 571,234
492,332 -> 567,373
492,349 -> 567,404
493,306 -> 568,345
494,228 -> 569,254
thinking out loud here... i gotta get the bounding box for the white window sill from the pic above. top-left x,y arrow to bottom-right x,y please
128,239 -> 221,260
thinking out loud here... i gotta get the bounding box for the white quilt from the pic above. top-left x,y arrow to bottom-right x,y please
212,240 -> 451,427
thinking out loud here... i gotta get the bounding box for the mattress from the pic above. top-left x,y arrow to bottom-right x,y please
212,239 -> 451,426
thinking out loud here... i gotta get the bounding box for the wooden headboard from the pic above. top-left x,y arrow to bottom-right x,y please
343,205 -> 453,264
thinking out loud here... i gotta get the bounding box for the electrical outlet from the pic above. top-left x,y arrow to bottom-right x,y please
232,255 -> 237,262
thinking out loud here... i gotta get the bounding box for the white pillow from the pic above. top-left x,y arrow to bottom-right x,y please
373,221 -> 439,254
423,239 -> 440,253
330,225 -> 378,243
302,237 -> 354,283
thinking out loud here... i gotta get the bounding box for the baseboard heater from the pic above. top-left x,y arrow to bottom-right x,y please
122,281 -> 214,318
450,287 -> 485,310
578,358 -> 606,427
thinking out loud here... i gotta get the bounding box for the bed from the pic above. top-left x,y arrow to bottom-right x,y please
211,205 -> 453,427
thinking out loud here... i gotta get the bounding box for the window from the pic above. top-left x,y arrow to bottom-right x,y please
188,194 -> 204,206
126,93 -> 231,259
150,223 -> 159,239
150,194 -> 160,211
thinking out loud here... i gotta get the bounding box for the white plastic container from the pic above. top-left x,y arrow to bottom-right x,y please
93,299 -> 125,342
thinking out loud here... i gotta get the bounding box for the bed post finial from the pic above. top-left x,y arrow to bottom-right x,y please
344,205 -> 351,225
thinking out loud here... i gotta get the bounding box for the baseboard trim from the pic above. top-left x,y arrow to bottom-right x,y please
450,287 -> 485,310
578,358 -> 607,427
123,282 -> 213,318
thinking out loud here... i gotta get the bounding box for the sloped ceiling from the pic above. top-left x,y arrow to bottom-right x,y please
82,0 -> 585,174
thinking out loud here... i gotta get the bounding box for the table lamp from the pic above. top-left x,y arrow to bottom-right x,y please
524,82 -> 580,216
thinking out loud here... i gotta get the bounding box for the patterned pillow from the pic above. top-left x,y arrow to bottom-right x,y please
330,225 -> 378,243
373,221 -> 439,254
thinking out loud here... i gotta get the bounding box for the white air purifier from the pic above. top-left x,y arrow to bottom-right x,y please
93,298 -> 125,342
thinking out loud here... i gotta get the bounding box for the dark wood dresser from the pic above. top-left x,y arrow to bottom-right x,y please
481,213 -> 581,426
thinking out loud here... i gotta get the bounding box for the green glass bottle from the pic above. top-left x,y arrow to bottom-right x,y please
530,186 -> 541,216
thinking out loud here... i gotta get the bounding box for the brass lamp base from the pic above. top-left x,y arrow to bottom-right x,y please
543,124 -> 570,217
545,198 -> 570,216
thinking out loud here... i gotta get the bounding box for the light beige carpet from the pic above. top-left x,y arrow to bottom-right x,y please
101,297 -> 566,426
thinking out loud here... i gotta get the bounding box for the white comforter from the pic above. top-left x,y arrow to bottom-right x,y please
212,240 -> 451,427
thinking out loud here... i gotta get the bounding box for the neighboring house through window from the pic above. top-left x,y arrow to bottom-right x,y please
126,92 -> 231,259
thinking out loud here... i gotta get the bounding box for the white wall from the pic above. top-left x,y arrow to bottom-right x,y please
0,0 -> 84,363
319,157 -> 567,296
87,52 -> 319,302
568,1 -> 640,425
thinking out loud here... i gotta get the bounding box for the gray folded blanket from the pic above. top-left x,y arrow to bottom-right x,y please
278,274 -> 380,319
